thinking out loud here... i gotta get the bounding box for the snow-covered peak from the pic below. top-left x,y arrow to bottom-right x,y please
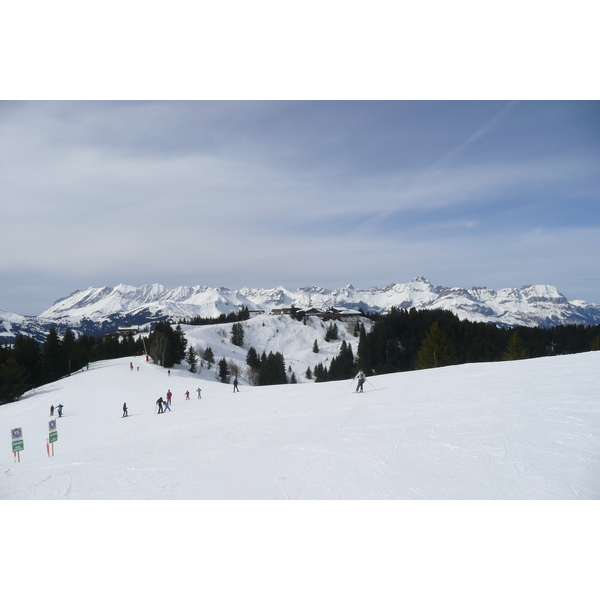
5,277 -> 598,343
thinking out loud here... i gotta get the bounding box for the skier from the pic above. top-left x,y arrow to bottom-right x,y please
130,362 -> 133,371
196,387 -> 202,399
168,369 -> 171,377
166,389 -> 172,405
123,402 -> 128,417
185,390 -> 190,401
233,378 -> 239,392
163,398 -> 171,412
156,397 -> 164,414
57,404 -> 64,417
50,405 -> 55,417
355,371 -> 366,393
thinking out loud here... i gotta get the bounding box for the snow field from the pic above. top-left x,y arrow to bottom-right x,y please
183,314 -> 367,383
3,346 -> 599,599
2,349 -> 599,500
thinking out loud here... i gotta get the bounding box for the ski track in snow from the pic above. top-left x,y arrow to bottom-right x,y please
1,350 -> 600,499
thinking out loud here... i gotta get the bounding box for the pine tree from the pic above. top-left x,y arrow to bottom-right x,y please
503,332 -> 528,360
414,322 -> 456,369
62,328 -> 76,376
324,322 -> 339,342
186,345 -> 198,373
147,322 -> 171,366
202,346 -> 215,370
305,366 -> 313,380
218,357 -> 230,383
246,346 -> 260,369
173,325 -> 188,365
312,339 -> 319,353
313,362 -> 328,382
41,328 -> 63,383
231,322 -> 244,347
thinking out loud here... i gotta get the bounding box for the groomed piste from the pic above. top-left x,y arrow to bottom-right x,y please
2,349 -> 599,500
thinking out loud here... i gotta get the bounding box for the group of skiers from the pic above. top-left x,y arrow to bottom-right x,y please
156,389 -> 173,414
49,404 -> 64,417
50,360 -> 368,421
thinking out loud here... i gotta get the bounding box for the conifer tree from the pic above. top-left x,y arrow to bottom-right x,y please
246,346 -> 260,369
41,328 -> 63,383
62,328 -> 77,375
186,345 -> 198,373
324,322 -> 339,342
414,322 -> 456,369
218,357 -> 230,383
172,325 -> 188,366
202,346 -> 215,370
147,322 -> 171,366
231,322 -> 244,347
312,339 -> 319,353
503,332 -> 528,361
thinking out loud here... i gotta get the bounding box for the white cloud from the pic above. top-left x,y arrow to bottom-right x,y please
1,101 -> 599,314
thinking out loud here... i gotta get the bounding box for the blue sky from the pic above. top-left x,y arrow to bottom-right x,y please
1,100 -> 599,315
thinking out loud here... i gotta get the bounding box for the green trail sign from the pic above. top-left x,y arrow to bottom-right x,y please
49,431 -> 58,443
11,428 -> 24,452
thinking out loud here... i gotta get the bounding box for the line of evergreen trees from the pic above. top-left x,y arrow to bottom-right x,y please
0,329 -> 146,404
179,306 -> 250,326
312,308 -> 600,381
245,347 -> 289,386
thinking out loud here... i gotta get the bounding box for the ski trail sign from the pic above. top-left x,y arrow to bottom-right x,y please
48,420 -> 58,456
11,427 -> 24,461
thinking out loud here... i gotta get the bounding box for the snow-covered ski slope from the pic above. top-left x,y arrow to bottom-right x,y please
3,350 -> 599,500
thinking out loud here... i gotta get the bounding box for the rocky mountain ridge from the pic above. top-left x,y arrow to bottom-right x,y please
2,277 -> 600,343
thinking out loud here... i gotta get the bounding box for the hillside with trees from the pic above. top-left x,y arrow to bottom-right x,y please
311,307 -> 600,382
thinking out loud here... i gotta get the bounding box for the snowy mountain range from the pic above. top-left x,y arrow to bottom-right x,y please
2,276 -> 600,343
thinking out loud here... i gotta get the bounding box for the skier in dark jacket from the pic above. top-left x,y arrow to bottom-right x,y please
233,378 -> 239,392
123,402 -> 128,417
355,371 -> 365,393
50,405 -> 55,416
156,397 -> 164,414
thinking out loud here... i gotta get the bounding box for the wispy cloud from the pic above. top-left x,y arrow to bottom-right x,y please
1,100 -> 599,313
